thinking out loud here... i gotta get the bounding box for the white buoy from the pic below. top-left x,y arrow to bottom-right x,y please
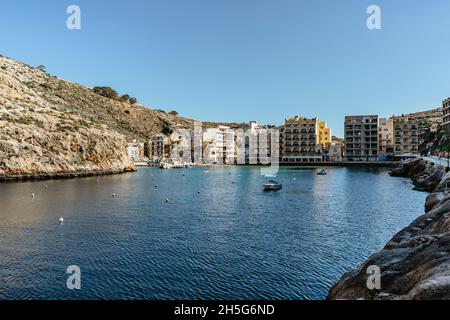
31,193 -> 35,198
112,193 -> 116,197
59,217 -> 64,224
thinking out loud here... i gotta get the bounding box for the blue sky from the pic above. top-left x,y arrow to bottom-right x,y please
1,0 -> 449,137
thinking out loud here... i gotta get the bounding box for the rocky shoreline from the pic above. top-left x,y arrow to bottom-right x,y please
328,158 -> 450,300
0,167 -> 136,182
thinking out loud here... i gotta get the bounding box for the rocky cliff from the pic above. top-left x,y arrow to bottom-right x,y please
328,158 -> 450,300
0,55 -> 250,180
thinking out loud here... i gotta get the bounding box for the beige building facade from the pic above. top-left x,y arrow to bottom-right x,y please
345,115 -> 379,161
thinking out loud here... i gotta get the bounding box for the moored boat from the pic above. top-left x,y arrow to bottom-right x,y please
263,180 -> 282,191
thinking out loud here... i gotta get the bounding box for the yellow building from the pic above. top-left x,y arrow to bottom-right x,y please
318,121 -> 331,148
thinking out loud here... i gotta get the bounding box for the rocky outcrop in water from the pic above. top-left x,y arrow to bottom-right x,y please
389,158 -> 445,192
328,159 -> 450,300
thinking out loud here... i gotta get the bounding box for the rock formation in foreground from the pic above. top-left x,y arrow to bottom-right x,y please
328,158 -> 450,300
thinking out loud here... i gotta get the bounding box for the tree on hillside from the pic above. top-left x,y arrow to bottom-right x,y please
129,97 -> 137,104
169,111 -> 178,116
36,65 -> 47,73
93,86 -> 118,99
120,94 -> 130,102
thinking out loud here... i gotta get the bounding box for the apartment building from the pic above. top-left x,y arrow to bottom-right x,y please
345,115 -> 379,161
237,121 -> 273,164
282,116 -> 323,163
203,126 -> 236,164
442,98 -> 450,132
393,116 -> 419,155
379,118 -> 394,158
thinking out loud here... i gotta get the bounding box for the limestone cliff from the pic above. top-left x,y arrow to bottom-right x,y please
328,158 -> 450,300
0,56 -> 138,179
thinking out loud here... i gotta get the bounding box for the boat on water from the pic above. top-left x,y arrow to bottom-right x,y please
263,180 -> 282,191
264,174 -> 278,178
317,169 -> 327,175
159,162 -> 191,169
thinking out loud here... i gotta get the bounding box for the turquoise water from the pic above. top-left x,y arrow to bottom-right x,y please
0,166 -> 426,300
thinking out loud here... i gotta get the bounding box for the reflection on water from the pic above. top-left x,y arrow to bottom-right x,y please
0,167 -> 426,299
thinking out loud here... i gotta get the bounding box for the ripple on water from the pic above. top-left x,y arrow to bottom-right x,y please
0,167 -> 426,299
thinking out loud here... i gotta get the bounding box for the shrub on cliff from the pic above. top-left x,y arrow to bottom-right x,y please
129,97 -> 137,104
120,94 -> 130,102
93,86 -> 119,99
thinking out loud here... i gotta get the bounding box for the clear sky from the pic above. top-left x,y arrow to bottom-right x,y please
1,0 -> 450,137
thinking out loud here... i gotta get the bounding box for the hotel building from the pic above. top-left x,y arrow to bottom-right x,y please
344,115 -> 379,161
282,116 -> 323,163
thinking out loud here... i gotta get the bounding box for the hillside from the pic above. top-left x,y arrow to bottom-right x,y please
0,56 -> 199,141
0,55 -> 249,179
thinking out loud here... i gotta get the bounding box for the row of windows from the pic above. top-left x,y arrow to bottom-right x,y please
285,129 -> 316,134
285,135 -> 315,140
286,142 -> 316,147
285,149 -> 320,153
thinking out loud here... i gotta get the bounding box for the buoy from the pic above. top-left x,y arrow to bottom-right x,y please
44,185 -> 48,188
165,198 -> 170,203
31,193 -> 35,198
59,217 -> 64,224
155,184 -> 158,188
197,191 -> 200,194
112,193 -> 116,197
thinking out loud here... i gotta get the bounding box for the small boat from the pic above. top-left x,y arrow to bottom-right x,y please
317,170 -> 327,176
264,174 -> 278,178
263,180 -> 282,191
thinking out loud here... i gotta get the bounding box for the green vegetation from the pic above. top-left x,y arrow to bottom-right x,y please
120,94 -> 130,102
93,86 -> 119,99
36,65 -> 47,73
418,119 -> 447,156
93,86 -> 138,105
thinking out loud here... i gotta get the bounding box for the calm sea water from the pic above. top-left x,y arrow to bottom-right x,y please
0,166 -> 426,300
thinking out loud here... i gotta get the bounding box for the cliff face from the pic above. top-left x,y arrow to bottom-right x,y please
0,56 -> 139,179
328,159 -> 450,300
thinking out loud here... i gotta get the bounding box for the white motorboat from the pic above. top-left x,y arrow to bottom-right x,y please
263,180 -> 282,191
